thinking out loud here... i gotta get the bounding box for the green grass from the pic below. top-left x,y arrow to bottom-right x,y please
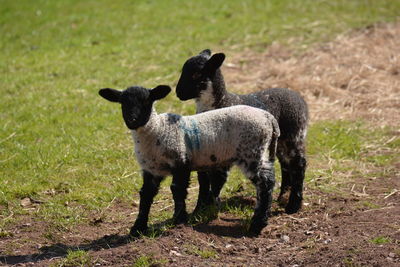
51,249 -> 93,267
185,244 -> 219,259
132,254 -> 167,267
132,255 -> 153,267
1,0 -> 400,231
305,120 -> 399,185
370,236 -> 392,245
307,121 -> 364,161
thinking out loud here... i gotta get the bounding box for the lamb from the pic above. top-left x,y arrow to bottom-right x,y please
176,49 -> 309,214
99,84 -> 280,236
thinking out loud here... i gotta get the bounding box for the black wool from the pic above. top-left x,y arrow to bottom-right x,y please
176,49 -> 309,214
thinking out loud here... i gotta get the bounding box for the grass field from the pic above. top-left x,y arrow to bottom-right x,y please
1,0 -> 399,250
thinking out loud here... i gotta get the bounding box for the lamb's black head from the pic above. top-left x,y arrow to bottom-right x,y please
99,85 -> 171,130
176,49 -> 225,101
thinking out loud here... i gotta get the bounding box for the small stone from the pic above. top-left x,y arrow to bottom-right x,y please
388,252 -> 396,258
323,239 -> 332,244
235,257 -> 246,261
169,250 -> 182,257
20,198 -> 32,207
305,230 -> 314,235
266,245 -> 275,251
281,235 -> 290,243
225,244 -> 233,249
239,245 -> 247,250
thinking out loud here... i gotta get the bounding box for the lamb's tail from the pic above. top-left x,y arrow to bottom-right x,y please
268,117 -> 280,162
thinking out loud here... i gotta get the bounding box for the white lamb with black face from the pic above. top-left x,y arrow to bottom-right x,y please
176,49 -> 309,215
99,85 -> 279,237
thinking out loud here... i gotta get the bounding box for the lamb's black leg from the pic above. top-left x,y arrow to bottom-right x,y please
210,167 -> 228,206
171,168 -> 191,224
276,139 -> 291,207
248,163 -> 275,236
194,168 -> 228,214
130,171 -> 163,237
193,171 -> 213,213
277,159 -> 291,207
285,140 -> 307,214
286,152 -> 307,214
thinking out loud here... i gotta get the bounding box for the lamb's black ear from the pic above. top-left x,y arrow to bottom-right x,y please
199,49 -> 211,57
98,88 -> 122,103
203,53 -> 225,74
149,85 -> 171,101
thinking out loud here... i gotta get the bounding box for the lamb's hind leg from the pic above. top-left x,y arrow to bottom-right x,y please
277,139 -> 292,207
171,168 -> 191,224
285,138 -> 307,214
247,161 -> 275,236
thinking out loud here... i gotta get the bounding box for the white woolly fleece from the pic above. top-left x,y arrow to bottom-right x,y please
132,105 -> 279,177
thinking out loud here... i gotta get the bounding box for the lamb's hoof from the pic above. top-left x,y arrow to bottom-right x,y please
173,212 -> 188,225
191,205 -> 218,224
193,195 -> 215,214
248,220 -> 267,237
193,204 -> 206,216
277,192 -> 290,208
214,197 -> 221,208
129,225 -> 147,238
285,201 -> 302,214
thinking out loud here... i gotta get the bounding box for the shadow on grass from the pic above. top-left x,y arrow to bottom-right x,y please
0,195 -> 283,265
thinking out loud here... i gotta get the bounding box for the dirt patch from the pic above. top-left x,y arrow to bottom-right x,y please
1,176 -> 399,266
1,22 -> 400,266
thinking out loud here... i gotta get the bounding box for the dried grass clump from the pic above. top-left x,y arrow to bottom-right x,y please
224,22 -> 400,126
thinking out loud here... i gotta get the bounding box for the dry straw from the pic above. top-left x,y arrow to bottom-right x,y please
225,21 -> 400,127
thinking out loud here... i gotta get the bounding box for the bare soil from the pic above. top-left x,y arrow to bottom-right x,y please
1,22 -> 400,266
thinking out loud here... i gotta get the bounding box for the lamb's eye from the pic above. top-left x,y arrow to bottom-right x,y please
192,72 -> 201,80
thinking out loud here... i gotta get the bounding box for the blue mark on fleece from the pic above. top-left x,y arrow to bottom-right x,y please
179,119 -> 201,151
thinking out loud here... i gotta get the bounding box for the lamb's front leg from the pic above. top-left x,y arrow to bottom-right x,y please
193,171 -> 213,213
210,167 -> 229,206
194,168 -> 228,214
130,171 -> 163,237
171,168 -> 191,224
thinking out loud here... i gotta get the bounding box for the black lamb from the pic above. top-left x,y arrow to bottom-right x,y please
176,49 -> 309,214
